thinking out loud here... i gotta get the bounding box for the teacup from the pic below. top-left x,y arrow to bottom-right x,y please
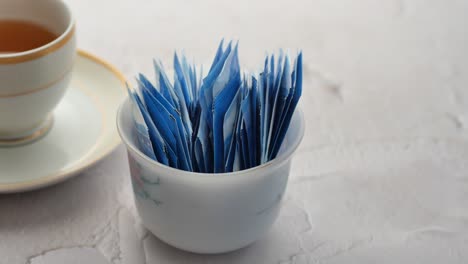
0,0 -> 76,145
117,98 -> 305,254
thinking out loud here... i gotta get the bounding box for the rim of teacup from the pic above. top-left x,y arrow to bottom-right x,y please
117,97 -> 305,178
0,0 -> 75,64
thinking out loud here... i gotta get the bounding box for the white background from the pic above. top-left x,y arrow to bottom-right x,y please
1,0 -> 468,263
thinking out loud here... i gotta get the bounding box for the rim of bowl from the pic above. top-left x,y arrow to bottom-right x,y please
0,0 -> 75,59
117,97 -> 305,178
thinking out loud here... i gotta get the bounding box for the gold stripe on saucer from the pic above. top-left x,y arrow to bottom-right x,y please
77,50 -> 127,84
0,24 -> 75,64
0,61 -> 75,98
0,115 -> 53,147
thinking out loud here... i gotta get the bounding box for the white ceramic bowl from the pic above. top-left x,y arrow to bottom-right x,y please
117,98 -> 305,254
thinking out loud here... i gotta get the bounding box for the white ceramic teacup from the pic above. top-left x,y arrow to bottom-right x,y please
0,0 -> 76,145
117,98 -> 305,254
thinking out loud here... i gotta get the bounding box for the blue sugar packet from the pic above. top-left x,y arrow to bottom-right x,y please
141,82 -> 192,171
128,41 -> 302,173
231,99 -> 244,172
265,52 -> 284,161
212,45 -> 241,172
269,54 -> 291,159
270,52 -> 303,159
127,87 -> 169,165
137,80 -> 177,152
195,42 -> 234,173
127,88 -> 157,161
240,84 -> 254,168
140,73 -> 192,160
223,88 -> 240,172
173,54 -> 195,134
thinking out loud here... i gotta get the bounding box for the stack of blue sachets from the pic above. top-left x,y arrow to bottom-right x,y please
128,41 -> 302,173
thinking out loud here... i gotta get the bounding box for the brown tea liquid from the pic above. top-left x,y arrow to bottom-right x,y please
0,20 -> 57,53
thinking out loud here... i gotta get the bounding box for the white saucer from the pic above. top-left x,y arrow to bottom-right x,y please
0,50 -> 126,193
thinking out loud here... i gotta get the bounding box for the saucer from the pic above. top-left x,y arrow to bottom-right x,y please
0,50 -> 126,193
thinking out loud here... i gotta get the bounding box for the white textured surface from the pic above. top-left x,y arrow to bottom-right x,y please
1,0 -> 468,263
